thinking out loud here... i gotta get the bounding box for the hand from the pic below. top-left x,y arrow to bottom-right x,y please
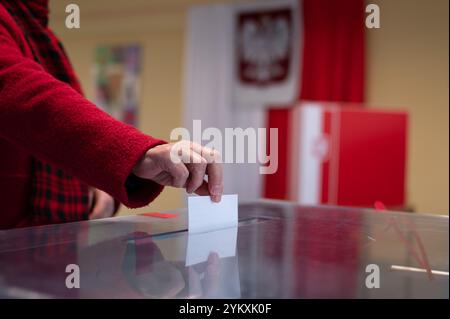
187,252 -> 221,298
133,141 -> 223,202
89,188 -> 116,220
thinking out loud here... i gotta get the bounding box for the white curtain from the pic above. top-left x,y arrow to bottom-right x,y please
183,1 -> 300,202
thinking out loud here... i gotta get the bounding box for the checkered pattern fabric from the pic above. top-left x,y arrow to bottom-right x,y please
1,0 -> 91,224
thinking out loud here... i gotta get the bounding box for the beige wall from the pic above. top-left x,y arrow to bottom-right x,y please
366,0 -> 449,214
50,0 -> 448,215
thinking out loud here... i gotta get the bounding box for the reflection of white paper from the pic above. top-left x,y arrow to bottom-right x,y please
188,194 -> 238,234
187,254 -> 241,299
185,227 -> 238,266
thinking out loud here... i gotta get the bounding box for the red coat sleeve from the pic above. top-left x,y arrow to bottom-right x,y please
0,17 -> 165,208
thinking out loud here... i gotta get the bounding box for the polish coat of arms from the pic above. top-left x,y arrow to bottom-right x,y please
237,8 -> 293,87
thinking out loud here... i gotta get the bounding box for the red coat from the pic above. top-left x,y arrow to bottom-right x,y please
0,5 -> 164,229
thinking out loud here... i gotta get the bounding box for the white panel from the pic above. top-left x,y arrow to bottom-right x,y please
297,104 -> 323,204
183,4 -> 265,202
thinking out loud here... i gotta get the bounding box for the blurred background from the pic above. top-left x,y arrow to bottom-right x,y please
49,0 -> 448,215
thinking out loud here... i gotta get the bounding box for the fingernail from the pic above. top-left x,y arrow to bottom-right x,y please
212,195 -> 221,203
211,185 -> 222,196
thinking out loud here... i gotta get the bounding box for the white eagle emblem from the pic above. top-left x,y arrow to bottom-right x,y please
238,10 -> 292,85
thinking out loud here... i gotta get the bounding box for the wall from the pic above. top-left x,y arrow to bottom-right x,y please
366,0 -> 449,214
49,0 -> 449,215
49,0 -> 195,215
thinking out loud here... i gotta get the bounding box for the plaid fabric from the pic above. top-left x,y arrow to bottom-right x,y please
1,0 -> 91,224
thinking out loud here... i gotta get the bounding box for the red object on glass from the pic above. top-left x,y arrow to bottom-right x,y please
374,201 -> 387,211
141,212 -> 178,219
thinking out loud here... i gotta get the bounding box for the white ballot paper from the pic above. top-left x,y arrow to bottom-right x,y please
185,226 -> 238,266
187,194 -> 238,234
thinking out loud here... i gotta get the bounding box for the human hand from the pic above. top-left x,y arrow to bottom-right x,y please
89,188 -> 116,220
133,141 -> 223,202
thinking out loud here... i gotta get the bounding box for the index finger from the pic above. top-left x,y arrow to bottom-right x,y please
206,159 -> 223,203
190,143 -> 223,202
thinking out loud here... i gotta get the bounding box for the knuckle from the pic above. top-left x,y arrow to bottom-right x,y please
214,154 -> 222,163
174,178 -> 185,188
193,163 -> 206,174
191,179 -> 203,190
174,182 -> 183,188
202,149 -> 213,162
209,149 -> 221,162
181,170 -> 189,179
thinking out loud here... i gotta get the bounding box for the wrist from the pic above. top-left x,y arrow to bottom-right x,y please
132,144 -> 163,178
132,150 -> 149,176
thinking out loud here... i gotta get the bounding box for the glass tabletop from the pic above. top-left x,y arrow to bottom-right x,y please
0,200 -> 448,298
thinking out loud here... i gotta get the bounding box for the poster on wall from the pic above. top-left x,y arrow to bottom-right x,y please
93,44 -> 141,126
